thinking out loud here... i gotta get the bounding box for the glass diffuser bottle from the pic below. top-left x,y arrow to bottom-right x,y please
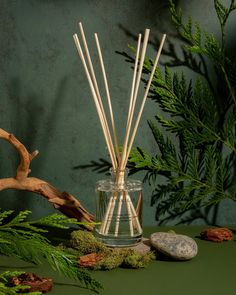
74,24 -> 165,248
95,168 -> 143,247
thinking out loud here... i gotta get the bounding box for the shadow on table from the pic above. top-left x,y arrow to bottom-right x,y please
155,252 -> 190,262
54,282 -> 98,293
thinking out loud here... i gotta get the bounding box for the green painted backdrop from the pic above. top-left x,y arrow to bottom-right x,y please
0,0 -> 235,225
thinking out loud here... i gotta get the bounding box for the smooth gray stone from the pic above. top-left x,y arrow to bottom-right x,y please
150,232 -> 198,260
130,238 -> 151,254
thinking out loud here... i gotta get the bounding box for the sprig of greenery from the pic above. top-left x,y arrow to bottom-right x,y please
129,0 -> 236,224
169,0 -> 236,106
0,210 -> 102,293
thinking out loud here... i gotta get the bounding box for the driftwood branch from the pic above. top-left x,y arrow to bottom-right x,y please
0,128 -> 94,229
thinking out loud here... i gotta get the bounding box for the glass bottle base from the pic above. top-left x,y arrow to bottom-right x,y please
95,230 -> 142,247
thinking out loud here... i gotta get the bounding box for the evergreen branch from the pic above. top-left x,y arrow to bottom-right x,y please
152,69 -> 236,153
0,210 -> 102,293
0,210 -> 14,225
214,0 -> 236,49
169,0 -> 236,108
130,138 -> 233,213
220,64 -> 236,108
124,0 -> 236,223
32,213 -> 79,229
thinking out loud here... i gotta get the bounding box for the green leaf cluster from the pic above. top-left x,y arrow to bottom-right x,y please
129,0 -> 236,224
0,210 -> 102,293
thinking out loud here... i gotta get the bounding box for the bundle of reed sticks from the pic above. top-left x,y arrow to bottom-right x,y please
73,23 -> 166,237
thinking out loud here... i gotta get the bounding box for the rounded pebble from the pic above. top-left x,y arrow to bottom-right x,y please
150,232 -> 198,260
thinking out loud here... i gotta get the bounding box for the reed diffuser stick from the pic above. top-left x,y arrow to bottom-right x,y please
79,23 -> 118,168
94,33 -> 120,164
120,29 -> 150,172
124,34 -> 167,166
107,32 -> 146,236
126,33 -> 142,134
114,193 -> 123,236
125,194 -> 134,236
99,195 -> 114,234
111,34 -> 142,236
128,195 -> 142,233
73,34 -> 117,168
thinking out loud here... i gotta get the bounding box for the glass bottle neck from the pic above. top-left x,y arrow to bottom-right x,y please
110,168 -> 129,187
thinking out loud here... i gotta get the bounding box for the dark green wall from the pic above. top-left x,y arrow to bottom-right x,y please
0,0 -> 235,225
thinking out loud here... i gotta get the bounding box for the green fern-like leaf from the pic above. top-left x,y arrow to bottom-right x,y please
0,210 -> 102,292
125,0 -> 236,224
34,213 -> 79,229
0,210 -> 14,225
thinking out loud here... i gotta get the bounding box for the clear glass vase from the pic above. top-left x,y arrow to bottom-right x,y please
94,168 -> 143,247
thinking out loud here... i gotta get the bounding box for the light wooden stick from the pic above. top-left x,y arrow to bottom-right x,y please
102,170 -> 125,235
94,33 -> 120,165
114,193 -> 123,236
113,33 -> 143,236
120,29 -> 150,171
79,23 -> 117,168
99,193 -> 115,234
135,191 -> 143,217
124,34 -> 167,166
104,194 -> 117,234
126,34 -> 142,133
105,30 -> 143,234
103,171 -> 129,235
127,194 -> 142,234
100,193 -> 117,234
73,34 -> 116,168
125,193 -> 134,236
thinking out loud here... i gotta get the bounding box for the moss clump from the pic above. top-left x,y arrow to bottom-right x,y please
93,251 -> 124,270
63,230 -> 155,270
70,230 -> 108,254
93,249 -> 155,270
122,251 -> 155,269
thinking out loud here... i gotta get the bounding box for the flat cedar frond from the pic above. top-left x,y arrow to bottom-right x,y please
128,147 -> 153,169
0,210 -> 14,225
128,0 -> 236,224
0,210 -> 102,292
147,120 -> 178,165
214,0 -> 236,36
33,213 -> 79,229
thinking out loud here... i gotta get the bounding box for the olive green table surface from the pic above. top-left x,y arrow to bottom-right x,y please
1,226 -> 235,295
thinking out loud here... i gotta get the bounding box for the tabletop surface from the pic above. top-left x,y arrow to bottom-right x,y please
1,226 -> 235,295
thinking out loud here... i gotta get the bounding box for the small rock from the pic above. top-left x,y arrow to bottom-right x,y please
129,238 -> 151,255
150,232 -> 198,260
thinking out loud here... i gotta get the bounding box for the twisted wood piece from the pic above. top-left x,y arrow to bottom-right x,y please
0,128 -> 94,229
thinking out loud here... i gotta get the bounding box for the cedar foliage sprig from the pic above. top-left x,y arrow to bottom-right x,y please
0,210 -> 102,293
129,0 -> 236,224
